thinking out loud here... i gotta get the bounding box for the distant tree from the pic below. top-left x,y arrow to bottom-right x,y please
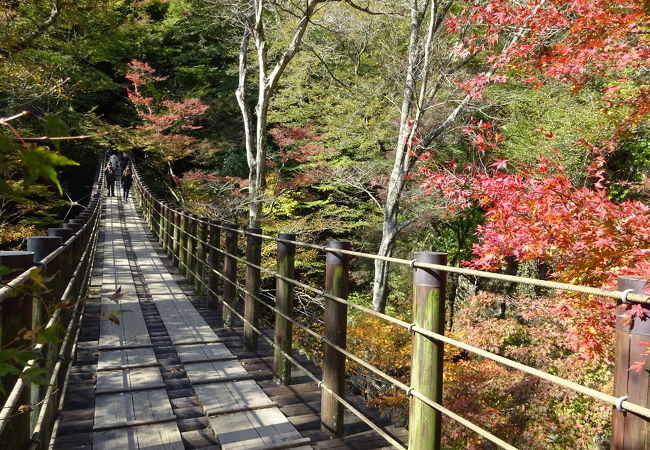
371,0 -> 649,312
214,0 -> 374,227
124,59 -> 209,201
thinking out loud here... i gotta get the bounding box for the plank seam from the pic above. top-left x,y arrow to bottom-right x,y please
206,401 -> 277,417
190,373 -> 256,386
93,415 -> 177,432
96,361 -> 160,372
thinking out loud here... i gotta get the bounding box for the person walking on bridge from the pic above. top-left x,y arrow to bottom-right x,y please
121,165 -> 133,201
109,153 -> 119,175
104,162 -> 116,197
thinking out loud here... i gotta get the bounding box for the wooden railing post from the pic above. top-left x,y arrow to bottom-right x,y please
244,228 -> 262,352
147,192 -> 154,232
222,225 -> 239,327
172,209 -> 181,267
157,200 -> 166,247
185,214 -> 197,284
321,241 -> 350,438
178,212 -> 188,276
274,233 -> 295,385
47,228 -> 74,284
613,276 -> 650,449
160,202 -> 170,256
207,221 -> 221,310
27,236 -> 62,309
409,251 -> 447,450
195,217 -> 208,294
142,189 -> 150,229
166,204 -> 174,258
165,204 -> 174,259
26,236 -> 61,431
61,222 -> 82,263
0,251 -> 36,446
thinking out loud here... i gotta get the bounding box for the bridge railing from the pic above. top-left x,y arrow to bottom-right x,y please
133,165 -> 650,449
0,165 -> 104,449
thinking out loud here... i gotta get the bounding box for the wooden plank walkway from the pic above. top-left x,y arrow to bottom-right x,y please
53,190 -> 407,449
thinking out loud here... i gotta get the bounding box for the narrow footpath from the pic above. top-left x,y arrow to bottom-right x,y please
53,191 -> 311,449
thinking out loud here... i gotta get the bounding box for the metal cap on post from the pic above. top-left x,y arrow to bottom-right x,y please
27,236 -> 61,262
409,251 -> 447,450
244,228 -> 262,352
321,241 -> 350,438
27,235 -> 62,305
274,233 -> 296,385
48,228 -> 74,242
62,222 -> 81,232
613,276 -> 650,449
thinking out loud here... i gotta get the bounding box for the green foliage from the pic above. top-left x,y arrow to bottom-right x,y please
607,131 -> 650,201
490,84 -> 615,182
20,145 -> 79,195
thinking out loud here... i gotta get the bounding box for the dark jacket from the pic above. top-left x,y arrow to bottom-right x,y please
122,171 -> 133,188
105,167 -> 115,182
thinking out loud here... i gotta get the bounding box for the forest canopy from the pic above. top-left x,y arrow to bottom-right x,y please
1,0 -> 649,447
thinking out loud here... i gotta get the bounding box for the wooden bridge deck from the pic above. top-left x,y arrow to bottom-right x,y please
53,193 -> 407,449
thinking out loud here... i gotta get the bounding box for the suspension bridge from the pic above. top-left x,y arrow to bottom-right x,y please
0,162 -> 649,449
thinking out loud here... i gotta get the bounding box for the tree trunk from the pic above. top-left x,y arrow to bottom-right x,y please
371,0 -> 425,313
236,0 -> 324,229
371,210 -> 398,312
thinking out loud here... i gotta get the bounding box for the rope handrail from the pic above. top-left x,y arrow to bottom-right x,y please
0,192 -> 102,434
134,187 -> 517,448
140,186 -> 650,305
192,241 -> 650,422
0,206 -> 100,303
210,285 -> 410,450
174,245 -> 519,449
0,165 -> 104,303
137,181 -> 650,417
132,162 -> 650,449
29,222 -> 98,449
0,162 -> 103,448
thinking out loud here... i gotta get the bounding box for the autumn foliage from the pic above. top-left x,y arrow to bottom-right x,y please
125,60 -> 208,161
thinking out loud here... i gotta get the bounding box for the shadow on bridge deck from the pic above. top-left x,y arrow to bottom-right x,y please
53,193 -> 407,449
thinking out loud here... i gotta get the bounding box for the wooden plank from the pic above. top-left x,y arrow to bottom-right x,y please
96,367 -> 164,394
209,408 -> 305,449
99,299 -> 151,350
184,360 -> 248,383
93,422 -> 184,450
175,342 -> 234,363
153,293 -> 218,344
98,347 -> 157,371
194,379 -> 273,414
94,389 -> 174,430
